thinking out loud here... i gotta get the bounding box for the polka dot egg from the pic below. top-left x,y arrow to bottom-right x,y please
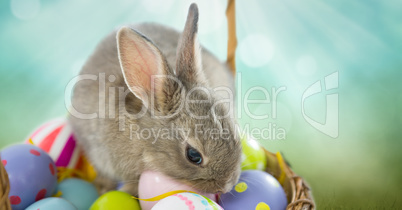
219,170 -> 288,210
1,144 -> 58,210
152,193 -> 223,210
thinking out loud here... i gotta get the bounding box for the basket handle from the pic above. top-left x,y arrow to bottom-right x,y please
226,0 -> 237,76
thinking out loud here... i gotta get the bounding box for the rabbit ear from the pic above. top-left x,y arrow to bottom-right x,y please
117,26 -> 170,107
176,3 -> 206,87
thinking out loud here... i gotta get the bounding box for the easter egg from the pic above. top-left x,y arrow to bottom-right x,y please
26,197 -> 77,210
138,170 -> 216,210
26,118 -> 82,168
241,135 -> 267,171
1,144 -> 58,210
57,178 -> 99,210
90,191 -> 141,210
152,192 -> 223,210
219,170 -> 288,210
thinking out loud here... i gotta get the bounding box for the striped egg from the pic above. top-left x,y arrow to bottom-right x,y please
26,118 -> 81,169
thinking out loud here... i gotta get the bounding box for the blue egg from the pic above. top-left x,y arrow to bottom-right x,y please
57,178 -> 99,210
1,144 -> 58,210
219,170 -> 288,210
26,197 -> 77,210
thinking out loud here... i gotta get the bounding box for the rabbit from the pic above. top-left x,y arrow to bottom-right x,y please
68,3 -> 241,196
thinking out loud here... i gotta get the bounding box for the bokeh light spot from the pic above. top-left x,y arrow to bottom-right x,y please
10,0 -> 41,20
239,34 -> 275,68
196,0 -> 225,35
296,55 -> 317,76
141,0 -> 174,15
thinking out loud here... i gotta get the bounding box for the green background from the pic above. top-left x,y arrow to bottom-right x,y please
1,0 -> 401,209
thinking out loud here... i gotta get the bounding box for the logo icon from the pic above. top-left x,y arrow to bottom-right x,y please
301,72 -> 339,138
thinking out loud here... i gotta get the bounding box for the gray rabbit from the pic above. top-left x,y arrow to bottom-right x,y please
68,3 -> 241,196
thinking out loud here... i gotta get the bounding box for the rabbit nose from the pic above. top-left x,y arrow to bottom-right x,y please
216,187 -> 230,194
223,183 -> 232,193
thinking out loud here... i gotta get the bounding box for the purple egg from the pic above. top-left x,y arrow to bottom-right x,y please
1,144 -> 58,210
219,170 -> 288,210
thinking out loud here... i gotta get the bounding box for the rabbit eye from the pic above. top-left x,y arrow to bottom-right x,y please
186,146 -> 202,165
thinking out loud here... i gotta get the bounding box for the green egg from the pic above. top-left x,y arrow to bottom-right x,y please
90,191 -> 141,210
240,136 -> 267,171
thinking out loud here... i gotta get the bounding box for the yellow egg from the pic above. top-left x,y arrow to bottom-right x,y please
90,191 -> 140,210
241,136 -> 267,171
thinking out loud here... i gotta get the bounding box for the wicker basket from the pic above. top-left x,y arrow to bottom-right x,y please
0,150 -> 314,210
263,150 -> 315,209
1,157 -> 11,210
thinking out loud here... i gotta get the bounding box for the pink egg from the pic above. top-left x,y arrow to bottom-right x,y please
26,118 -> 82,168
138,171 -> 216,210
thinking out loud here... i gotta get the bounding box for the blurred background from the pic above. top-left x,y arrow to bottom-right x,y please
1,0 -> 401,208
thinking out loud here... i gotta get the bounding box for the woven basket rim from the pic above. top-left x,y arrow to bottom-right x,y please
263,148 -> 315,210
0,157 -> 11,210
